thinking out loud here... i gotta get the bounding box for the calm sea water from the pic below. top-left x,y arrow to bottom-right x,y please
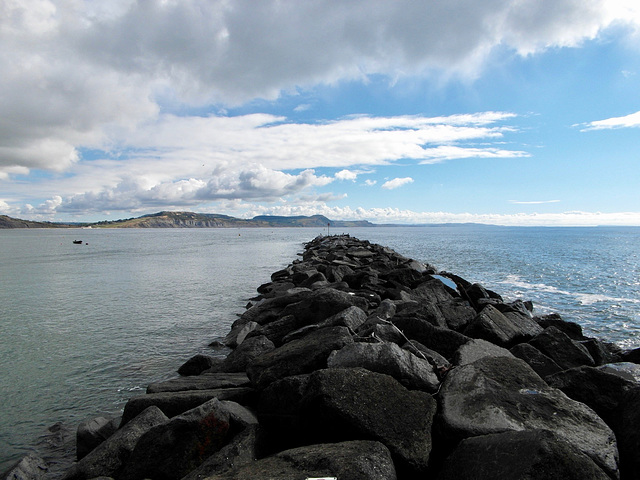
1,226 -> 639,470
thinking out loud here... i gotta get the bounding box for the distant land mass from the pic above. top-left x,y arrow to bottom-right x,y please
0,211 -> 376,229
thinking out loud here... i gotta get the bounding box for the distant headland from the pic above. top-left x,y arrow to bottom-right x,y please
0,211 -> 376,229
0,211 -> 492,229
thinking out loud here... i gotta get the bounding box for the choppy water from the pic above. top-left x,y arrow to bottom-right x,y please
1,226 -> 639,470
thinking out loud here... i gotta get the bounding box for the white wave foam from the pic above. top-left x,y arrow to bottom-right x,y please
500,275 -> 640,306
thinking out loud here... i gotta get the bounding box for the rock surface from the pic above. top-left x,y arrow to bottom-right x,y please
26,235 -> 640,480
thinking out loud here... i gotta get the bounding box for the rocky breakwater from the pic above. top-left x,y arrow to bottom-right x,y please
6,234 -> 640,480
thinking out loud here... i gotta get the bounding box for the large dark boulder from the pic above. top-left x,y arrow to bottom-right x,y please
463,304 -> 542,347
327,341 -> 440,392
510,342 -> 563,378
392,316 -> 470,359
76,416 -> 119,460
437,356 -> 619,477
300,368 -> 437,476
246,326 -> 353,389
535,313 -> 585,340
1,453 -> 48,480
203,441 -> 396,480
120,388 -> 255,425
63,406 -> 168,480
452,338 -> 514,366
220,336 -> 275,372
546,365 -> 637,424
119,399 -> 257,480
436,430 -> 610,480
177,354 -> 218,376
528,326 -> 595,370
280,287 -> 369,324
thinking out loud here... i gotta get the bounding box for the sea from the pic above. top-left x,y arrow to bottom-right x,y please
1,226 -> 639,471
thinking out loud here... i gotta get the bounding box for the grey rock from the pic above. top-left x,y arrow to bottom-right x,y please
535,313 -> 585,340
63,406 -> 168,480
300,367 -> 437,476
120,388 -> 254,425
246,326 -> 353,389
402,340 -> 451,371
438,356 -> 619,477
463,304 -> 541,347
177,355 -> 218,376
203,440 -> 396,480
529,326 -> 595,370
452,338 -> 514,366
280,287 -> 369,324
120,400 -> 257,480
327,341 -> 439,392
510,342 -> 563,378
221,336 -> 275,372
1,453 -> 47,480
392,316 -> 470,359
76,416 -> 118,460
147,373 -> 250,393
436,430 -> 610,480
316,305 -> 367,331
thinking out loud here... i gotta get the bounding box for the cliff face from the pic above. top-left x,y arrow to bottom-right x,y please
7,235 -> 640,480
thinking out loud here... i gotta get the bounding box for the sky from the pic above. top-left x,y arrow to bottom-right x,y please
1,0 -> 640,226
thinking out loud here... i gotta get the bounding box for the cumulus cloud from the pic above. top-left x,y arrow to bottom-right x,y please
55,165 -> 331,214
335,170 -> 359,181
2,0 -> 638,179
382,177 -> 414,190
579,110 -> 640,130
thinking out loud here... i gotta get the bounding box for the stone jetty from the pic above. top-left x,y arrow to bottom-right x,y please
5,235 -> 640,480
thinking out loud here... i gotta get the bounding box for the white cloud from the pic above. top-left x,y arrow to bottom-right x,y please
382,177 -> 414,190
2,0 -> 638,180
580,110 -> 640,130
335,169 -> 359,181
364,179 -> 378,187
247,204 -> 640,226
55,165 -> 332,214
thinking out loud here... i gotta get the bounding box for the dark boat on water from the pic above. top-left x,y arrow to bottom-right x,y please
72,240 -> 82,244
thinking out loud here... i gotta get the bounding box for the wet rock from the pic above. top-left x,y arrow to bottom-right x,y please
204,440 -> 396,480
63,406 -> 168,480
436,430 -> 610,480
246,326 -> 353,389
327,341 -> 440,392
438,356 -> 619,477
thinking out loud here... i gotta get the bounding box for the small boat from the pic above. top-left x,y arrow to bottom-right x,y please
72,240 -> 83,244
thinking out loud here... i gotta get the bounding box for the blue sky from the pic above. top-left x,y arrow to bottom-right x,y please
1,1 -> 640,225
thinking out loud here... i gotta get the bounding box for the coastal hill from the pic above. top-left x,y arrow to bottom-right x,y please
0,211 -> 375,229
